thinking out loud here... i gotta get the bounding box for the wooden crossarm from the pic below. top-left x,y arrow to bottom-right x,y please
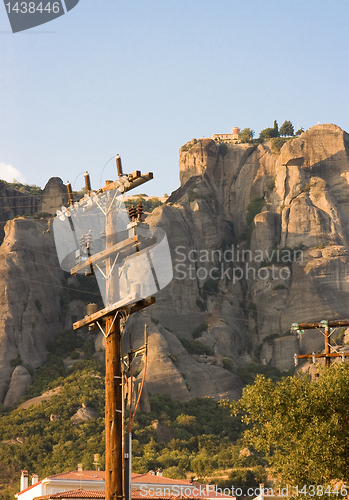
71,236 -> 138,274
297,352 -> 349,359
73,296 -> 156,330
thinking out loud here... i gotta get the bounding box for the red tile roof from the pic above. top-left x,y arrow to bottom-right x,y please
46,471 -> 105,481
42,471 -> 193,485
33,489 -> 235,500
131,474 -> 196,486
33,490 -> 105,499
19,471 -> 234,500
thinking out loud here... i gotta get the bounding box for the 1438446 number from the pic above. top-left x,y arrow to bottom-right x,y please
5,2 -> 61,14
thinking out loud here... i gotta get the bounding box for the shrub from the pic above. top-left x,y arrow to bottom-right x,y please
202,278 -> 219,297
192,322 -> 208,339
168,353 -> 179,366
246,195 -> 264,227
163,466 -> 187,479
222,357 -> 235,372
10,356 -> 22,367
265,178 -> 275,192
195,299 -> 206,312
330,328 -> 345,346
179,338 -> 214,356
218,143 -> 228,157
124,196 -> 162,214
271,137 -> 286,154
259,120 -> 279,140
180,142 -> 194,152
240,128 -> 254,143
273,284 -> 286,290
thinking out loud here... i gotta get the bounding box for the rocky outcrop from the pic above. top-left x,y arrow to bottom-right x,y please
41,177 -> 68,216
0,218 -> 65,404
0,177 -> 67,241
0,182 -> 40,240
3,365 -> 32,407
143,124 -> 349,374
71,405 -> 99,424
2,124 -> 349,405
17,386 -> 62,410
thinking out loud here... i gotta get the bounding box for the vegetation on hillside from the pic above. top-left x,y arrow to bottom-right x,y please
0,179 -> 42,196
0,325 -> 271,498
239,128 -> 254,143
2,317 -> 349,500
123,195 -> 163,214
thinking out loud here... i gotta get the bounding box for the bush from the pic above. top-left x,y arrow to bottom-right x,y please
246,196 -> 264,227
271,137 -> 286,154
218,143 -> 229,157
202,278 -> 219,297
162,466 -> 187,479
259,120 -> 279,140
222,357 -> 235,373
10,356 -> 22,367
192,322 -> 208,339
265,178 -> 275,192
273,284 -> 286,290
240,128 -> 254,143
168,353 -> 179,366
179,338 -> 214,356
124,196 -> 162,214
35,299 -> 42,312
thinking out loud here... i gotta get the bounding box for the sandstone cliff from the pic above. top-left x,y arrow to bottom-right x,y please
0,177 -> 68,241
0,218 -> 65,403
2,124 -> 349,405
138,124 -> 349,382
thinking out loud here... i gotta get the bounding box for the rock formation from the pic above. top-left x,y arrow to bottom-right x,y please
132,124 -> 349,386
2,124 -> 349,405
0,218 -> 65,404
0,177 -> 68,241
71,405 -> 99,424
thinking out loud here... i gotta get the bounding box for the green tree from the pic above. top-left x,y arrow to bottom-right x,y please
233,364 -> 349,495
259,120 -> 279,140
279,120 -> 294,137
296,127 -> 305,135
240,128 -> 254,143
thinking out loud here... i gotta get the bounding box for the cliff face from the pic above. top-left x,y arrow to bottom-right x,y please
1,124 -> 349,405
138,124 -> 349,384
0,183 -> 40,240
0,177 -> 68,241
0,218 -> 65,404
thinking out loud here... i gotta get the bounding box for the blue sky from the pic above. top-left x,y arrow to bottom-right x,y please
0,0 -> 349,196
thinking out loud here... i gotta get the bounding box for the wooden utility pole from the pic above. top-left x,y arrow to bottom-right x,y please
68,159 -> 156,500
292,319 -> 349,367
105,186 -> 122,500
105,313 -> 122,500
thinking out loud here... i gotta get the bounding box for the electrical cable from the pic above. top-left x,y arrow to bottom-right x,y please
99,155 -> 117,189
129,326 -> 148,431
